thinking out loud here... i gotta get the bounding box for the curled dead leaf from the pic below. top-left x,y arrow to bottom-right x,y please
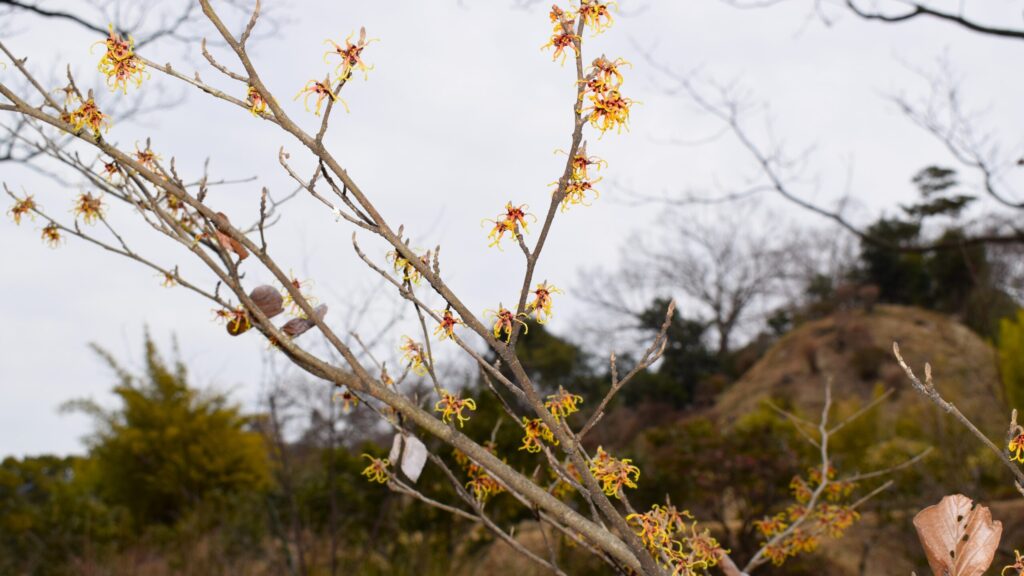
212,212 -> 248,260
913,494 -> 1002,576
249,285 -> 283,318
281,304 -> 327,338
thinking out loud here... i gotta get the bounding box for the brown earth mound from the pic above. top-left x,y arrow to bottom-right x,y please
715,305 -> 1006,437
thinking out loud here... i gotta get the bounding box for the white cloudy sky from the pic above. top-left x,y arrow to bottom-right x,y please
1,0 -> 1021,456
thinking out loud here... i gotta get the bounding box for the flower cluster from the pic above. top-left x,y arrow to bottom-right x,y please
754,467 -> 861,567
484,202 -> 535,249
361,454 -> 390,484
435,389 -> 476,427
67,96 -> 111,138
7,195 -> 36,225
325,27 -> 376,80
519,417 -> 558,453
1010,431 -> 1024,463
400,336 -> 430,376
486,305 -> 528,343
542,5 -> 580,65
578,0 -> 616,34
433,309 -> 463,341
585,56 -> 634,134
72,192 -> 105,225
455,446 -> 505,503
526,281 -> 562,323
545,388 -> 583,420
626,505 -> 724,575
589,446 -> 639,498
41,223 -> 63,248
94,25 -> 147,94
555,143 -> 604,211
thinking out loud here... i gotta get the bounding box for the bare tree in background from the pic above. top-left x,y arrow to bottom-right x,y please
581,204 -> 797,359
721,0 -> 1024,42
631,16 -> 1024,254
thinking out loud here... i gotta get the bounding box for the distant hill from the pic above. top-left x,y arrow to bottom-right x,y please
715,304 -> 1006,438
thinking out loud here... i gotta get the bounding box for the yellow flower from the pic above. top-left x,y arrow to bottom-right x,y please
586,88 -> 634,134
526,281 -> 562,324
69,97 -> 111,138
1003,550 -> 1024,576
101,160 -> 122,183
247,85 -> 269,116
556,176 -> 601,211
753,513 -> 788,538
295,77 -> 346,116
7,194 -> 36,225
400,336 -> 430,376
72,192 -> 104,225
467,473 -> 504,503
562,142 -> 607,180
40,223 -> 62,248
361,454 -> 390,484
93,25 -> 147,94
435,390 -> 476,427
324,27 -> 377,80
433,309 -> 463,341
579,0 -> 616,34
134,142 -> 161,172
483,202 -> 535,249
282,274 -> 317,317
542,7 -> 579,66
589,446 -> 639,498
386,249 -> 427,285
545,388 -> 582,420
335,388 -> 360,413
456,445 -> 505,503
519,417 -> 558,453
212,306 -> 252,335
588,55 -> 630,89
1010,432 -> 1024,463
485,305 -> 528,343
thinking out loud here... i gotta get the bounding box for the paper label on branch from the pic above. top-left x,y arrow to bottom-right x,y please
389,433 -> 427,484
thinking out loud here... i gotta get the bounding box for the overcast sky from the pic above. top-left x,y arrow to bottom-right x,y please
1,0 -> 1021,457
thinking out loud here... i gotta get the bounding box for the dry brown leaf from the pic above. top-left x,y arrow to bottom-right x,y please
249,285 -> 283,318
281,304 -> 327,338
212,212 -> 249,260
913,494 -> 1002,576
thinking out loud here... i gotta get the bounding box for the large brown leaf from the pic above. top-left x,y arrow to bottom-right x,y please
913,494 -> 1002,576
249,285 -> 284,319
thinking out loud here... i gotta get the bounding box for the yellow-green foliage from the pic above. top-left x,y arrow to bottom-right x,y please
999,309 -> 1024,410
65,335 -> 270,527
